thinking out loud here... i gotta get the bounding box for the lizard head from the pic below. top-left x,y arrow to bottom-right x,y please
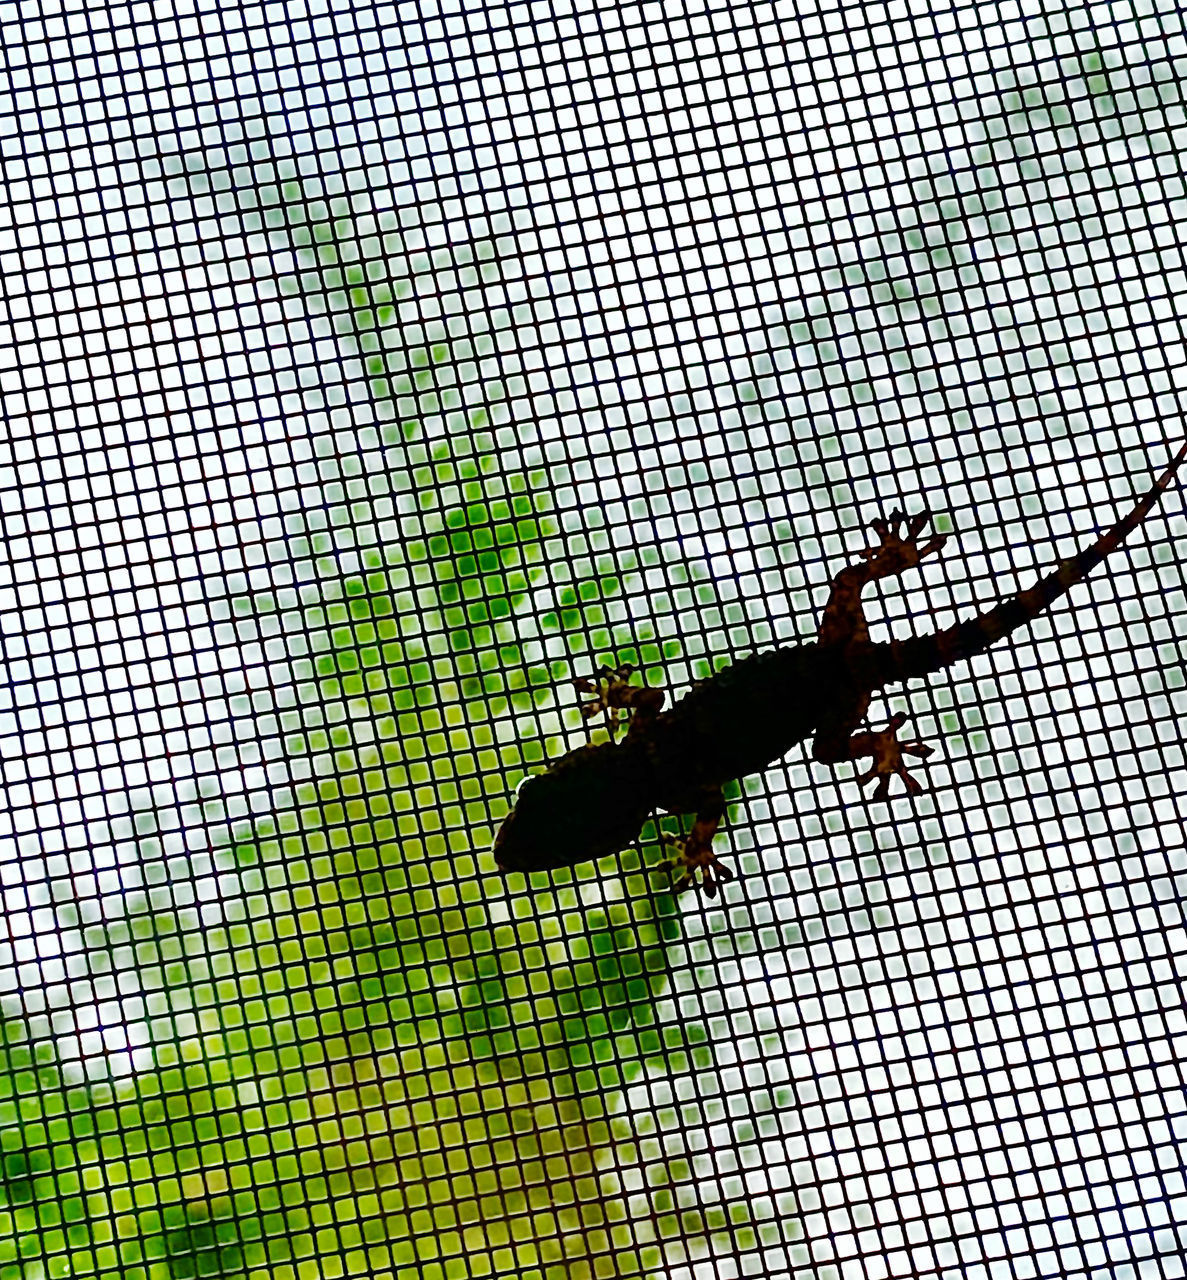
493,739 -> 655,875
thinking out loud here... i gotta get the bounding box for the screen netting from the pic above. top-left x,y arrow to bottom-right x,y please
3,1 -> 1187,1278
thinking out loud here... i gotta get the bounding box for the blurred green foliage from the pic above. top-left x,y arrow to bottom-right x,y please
0,163 -> 754,1280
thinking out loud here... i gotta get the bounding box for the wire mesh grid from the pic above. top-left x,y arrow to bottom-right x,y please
2,1 -> 1187,1279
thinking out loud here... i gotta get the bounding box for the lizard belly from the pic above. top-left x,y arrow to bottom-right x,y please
647,646 -> 826,811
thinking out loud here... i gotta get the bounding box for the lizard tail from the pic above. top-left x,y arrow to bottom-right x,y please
874,443 -> 1187,683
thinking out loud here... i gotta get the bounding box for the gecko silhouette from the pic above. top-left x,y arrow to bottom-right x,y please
494,446 -> 1186,896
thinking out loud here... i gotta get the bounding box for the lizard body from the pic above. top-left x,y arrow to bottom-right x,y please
494,447 -> 1185,894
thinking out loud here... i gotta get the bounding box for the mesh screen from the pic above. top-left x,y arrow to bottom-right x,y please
3,2 -> 1187,1279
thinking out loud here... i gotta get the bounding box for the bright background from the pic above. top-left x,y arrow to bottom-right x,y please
2,1 -> 1187,1278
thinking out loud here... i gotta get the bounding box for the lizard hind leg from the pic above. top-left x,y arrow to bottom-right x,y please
818,510 -> 948,649
847,711 -> 935,799
860,509 -> 948,580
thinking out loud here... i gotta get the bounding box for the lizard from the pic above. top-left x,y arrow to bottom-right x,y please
493,445 -> 1186,896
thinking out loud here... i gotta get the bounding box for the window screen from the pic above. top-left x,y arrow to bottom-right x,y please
3,2 -> 1187,1280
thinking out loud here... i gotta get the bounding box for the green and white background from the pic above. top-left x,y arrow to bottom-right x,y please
3,1 -> 1187,1278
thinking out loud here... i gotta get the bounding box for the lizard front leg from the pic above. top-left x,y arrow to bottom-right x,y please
661,788 -> 734,898
574,663 -> 665,739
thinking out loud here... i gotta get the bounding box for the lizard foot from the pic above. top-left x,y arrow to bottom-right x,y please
574,663 -> 636,735
849,711 -> 935,800
574,662 -> 664,737
660,832 -> 735,898
860,509 -> 947,579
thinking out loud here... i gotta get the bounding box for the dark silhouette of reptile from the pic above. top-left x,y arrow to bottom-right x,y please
494,446 -> 1186,896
